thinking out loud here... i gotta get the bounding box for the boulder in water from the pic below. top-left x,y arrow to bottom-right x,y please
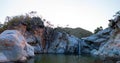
0,30 -> 34,62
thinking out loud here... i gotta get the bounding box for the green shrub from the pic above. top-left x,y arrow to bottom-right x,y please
94,26 -> 103,34
55,27 -> 93,38
0,12 -> 44,33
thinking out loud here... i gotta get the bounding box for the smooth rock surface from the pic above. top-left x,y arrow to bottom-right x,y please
0,30 -> 34,62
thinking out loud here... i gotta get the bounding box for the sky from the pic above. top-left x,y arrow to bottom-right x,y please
0,0 -> 120,32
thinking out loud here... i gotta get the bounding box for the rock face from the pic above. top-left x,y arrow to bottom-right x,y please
23,19 -> 82,54
2,11 -> 120,62
25,43 -> 34,57
0,30 -> 34,62
92,11 -> 120,59
24,17 -> 46,54
25,29 -> 81,54
81,28 -> 112,54
48,32 -> 80,54
2,15 -> 82,55
96,33 -> 120,58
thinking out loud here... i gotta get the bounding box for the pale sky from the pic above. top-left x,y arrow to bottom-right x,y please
0,0 -> 120,32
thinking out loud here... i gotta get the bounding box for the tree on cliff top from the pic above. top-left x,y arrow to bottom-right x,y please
0,11 -> 44,33
94,26 -> 103,34
0,11 -> 92,38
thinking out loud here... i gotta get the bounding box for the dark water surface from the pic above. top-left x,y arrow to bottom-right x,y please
25,54 -> 104,63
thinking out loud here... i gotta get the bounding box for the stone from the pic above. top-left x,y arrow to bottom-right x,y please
25,32 -> 36,44
24,43 -> 34,57
56,40 -> 67,53
48,32 -> 81,54
48,32 -> 66,53
90,49 -> 98,56
0,30 -> 34,62
0,52 -> 9,62
95,12 -> 120,59
33,44 -> 43,53
116,61 -> 120,63
84,28 -> 112,43
25,28 -> 44,54
97,34 -> 120,58
67,35 -> 79,53
81,28 -> 112,54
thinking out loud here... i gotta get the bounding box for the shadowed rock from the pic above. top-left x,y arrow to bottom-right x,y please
92,11 -> 120,61
81,28 -> 112,54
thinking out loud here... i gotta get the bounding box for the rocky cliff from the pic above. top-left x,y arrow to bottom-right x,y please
24,20 -> 81,54
93,11 -> 120,59
1,11 -> 120,62
81,11 -> 120,61
0,15 -> 82,62
81,27 -> 112,54
0,30 -> 34,62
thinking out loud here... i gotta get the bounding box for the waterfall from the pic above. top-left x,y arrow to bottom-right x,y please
78,39 -> 81,54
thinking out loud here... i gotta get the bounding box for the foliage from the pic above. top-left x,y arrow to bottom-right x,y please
0,15 -> 31,33
0,11 -> 44,33
55,27 -> 93,38
114,10 -> 120,17
94,26 -> 103,34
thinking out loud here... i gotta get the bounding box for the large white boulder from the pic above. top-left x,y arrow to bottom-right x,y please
0,30 -> 34,62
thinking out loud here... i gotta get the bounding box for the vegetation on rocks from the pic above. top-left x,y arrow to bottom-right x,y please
94,26 -> 103,34
0,12 -> 92,38
54,27 -> 93,38
1,10 -> 120,62
0,12 -> 44,33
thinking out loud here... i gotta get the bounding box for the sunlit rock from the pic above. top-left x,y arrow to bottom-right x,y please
0,30 -> 34,62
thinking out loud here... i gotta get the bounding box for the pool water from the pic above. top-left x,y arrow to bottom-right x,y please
25,54 -> 104,63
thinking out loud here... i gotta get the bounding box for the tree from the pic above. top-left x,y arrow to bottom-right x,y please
94,26 -> 103,34
0,11 -> 45,33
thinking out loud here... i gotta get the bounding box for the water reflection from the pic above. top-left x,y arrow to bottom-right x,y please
3,54 -> 117,63
25,54 -> 102,63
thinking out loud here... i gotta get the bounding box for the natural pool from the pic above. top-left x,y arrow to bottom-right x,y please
23,54 -> 105,63
8,54 -> 118,63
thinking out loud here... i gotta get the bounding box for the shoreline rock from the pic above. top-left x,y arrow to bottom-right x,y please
91,11 -> 120,61
0,30 -> 34,62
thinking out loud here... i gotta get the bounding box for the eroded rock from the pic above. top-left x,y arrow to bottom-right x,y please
0,30 -> 34,62
93,11 -> 120,60
81,28 -> 112,54
48,32 -> 81,54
